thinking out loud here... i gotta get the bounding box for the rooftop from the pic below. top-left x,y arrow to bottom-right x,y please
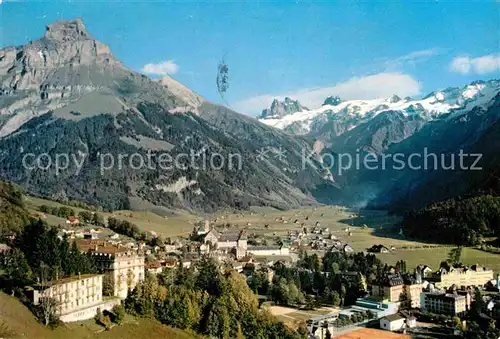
146,261 -> 162,269
34,274 -> 103,288
424,292 -> 466,301
248,245 -> 281,251
76,239 -> 131,255
376,273 -> 405,287
436,264 -> 492,275
382,314 -> 405,322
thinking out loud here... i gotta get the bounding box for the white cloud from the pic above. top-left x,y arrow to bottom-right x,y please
384,48 -> 441,70
233,72 -> 422,115
450,54 -> 500,75
141,60 -> 179,76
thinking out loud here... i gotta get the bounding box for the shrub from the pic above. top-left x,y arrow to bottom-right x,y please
112,304 -> 126,324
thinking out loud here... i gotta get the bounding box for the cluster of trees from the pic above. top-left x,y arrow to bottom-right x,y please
77,210 -> 104,226
39,205 -> 105,227
125,256 -> 305,339
0,219 -> 96,289
463,321 -> 500,339
107,217 -> 153,242
248,251 -> 384,309
331,310 -> 375,328
94,305 -> 125,330
403,195 -> 500,245
64,199 -> 103,212
39,205 -> 76,219
459,289 -> 500,339
0,181 -> 30,237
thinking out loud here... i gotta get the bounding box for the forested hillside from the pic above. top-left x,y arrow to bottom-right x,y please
0,181 -> 31,236
402,195 -> 500,245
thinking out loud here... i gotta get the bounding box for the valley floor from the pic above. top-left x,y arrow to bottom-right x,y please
211,205 -> 500,271
25,195 -> 500,273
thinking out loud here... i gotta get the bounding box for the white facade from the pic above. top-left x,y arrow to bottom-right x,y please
247,246 -> 289,257
32,274 -> 121,322
380,316 -> 405,331
90,251 -> 145,299
204,228 -> 248,259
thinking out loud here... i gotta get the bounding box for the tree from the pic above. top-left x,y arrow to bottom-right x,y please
78,211 -> 93,224
365,310 -> 375,319
396,260 -> 407,273
39,205 -> 52,214
447,246 -> 463,266
92,213 -> 105,226
270,278 -> 290,305
196,256 -> 226,296
37,296 -> 59,326
35,262 -> 60,326
340,284 -> 347,306
204,297 -> 231,338
95,307 -> 103,325
102,274 -> 114,296
471,288 -> 483,318
112,304 -> 125,324
1,248 -> 32,283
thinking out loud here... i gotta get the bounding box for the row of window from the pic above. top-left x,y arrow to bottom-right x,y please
59,294 -> 102,311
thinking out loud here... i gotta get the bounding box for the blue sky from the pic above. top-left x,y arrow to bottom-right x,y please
1,1 -> 499,115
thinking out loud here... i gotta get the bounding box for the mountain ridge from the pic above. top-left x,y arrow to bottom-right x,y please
0,19 -> 336,212
258,80 -> 499,141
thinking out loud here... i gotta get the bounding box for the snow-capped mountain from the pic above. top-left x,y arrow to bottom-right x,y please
256,80 -> 500,209
258,80 -> 500,137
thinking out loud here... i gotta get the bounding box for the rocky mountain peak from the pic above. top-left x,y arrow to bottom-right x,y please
386,94 -> 402,103
0,18 -> 197,138
259,97 -> 308,119
323,95 -> 341,106
44,19 -> 92,42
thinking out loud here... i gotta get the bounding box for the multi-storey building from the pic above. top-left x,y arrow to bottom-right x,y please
32,274 -> 120,322
372,274 -> 405,302
403,275 -> 423,308
77,240 -> 145,298
204,228 -> 247,259
431,265 -> 494,289
420,292 -> 467,316
372,273 -> 422,309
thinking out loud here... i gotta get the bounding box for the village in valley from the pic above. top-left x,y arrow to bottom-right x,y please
2,196 -> 499,339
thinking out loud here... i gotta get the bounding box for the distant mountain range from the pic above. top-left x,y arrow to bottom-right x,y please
259,80 -> 499,149
258,80 -> 500,209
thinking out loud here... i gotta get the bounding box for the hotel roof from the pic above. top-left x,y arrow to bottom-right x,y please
34,274 -> 103,289
76,239 -> 130,255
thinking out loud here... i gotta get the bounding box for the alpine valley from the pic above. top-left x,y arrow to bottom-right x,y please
1,19 -> 499,213
258,81 -> 500,210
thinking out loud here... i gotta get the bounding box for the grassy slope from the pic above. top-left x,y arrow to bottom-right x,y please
25,196 -> 199,238
0,292 -> 197,339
